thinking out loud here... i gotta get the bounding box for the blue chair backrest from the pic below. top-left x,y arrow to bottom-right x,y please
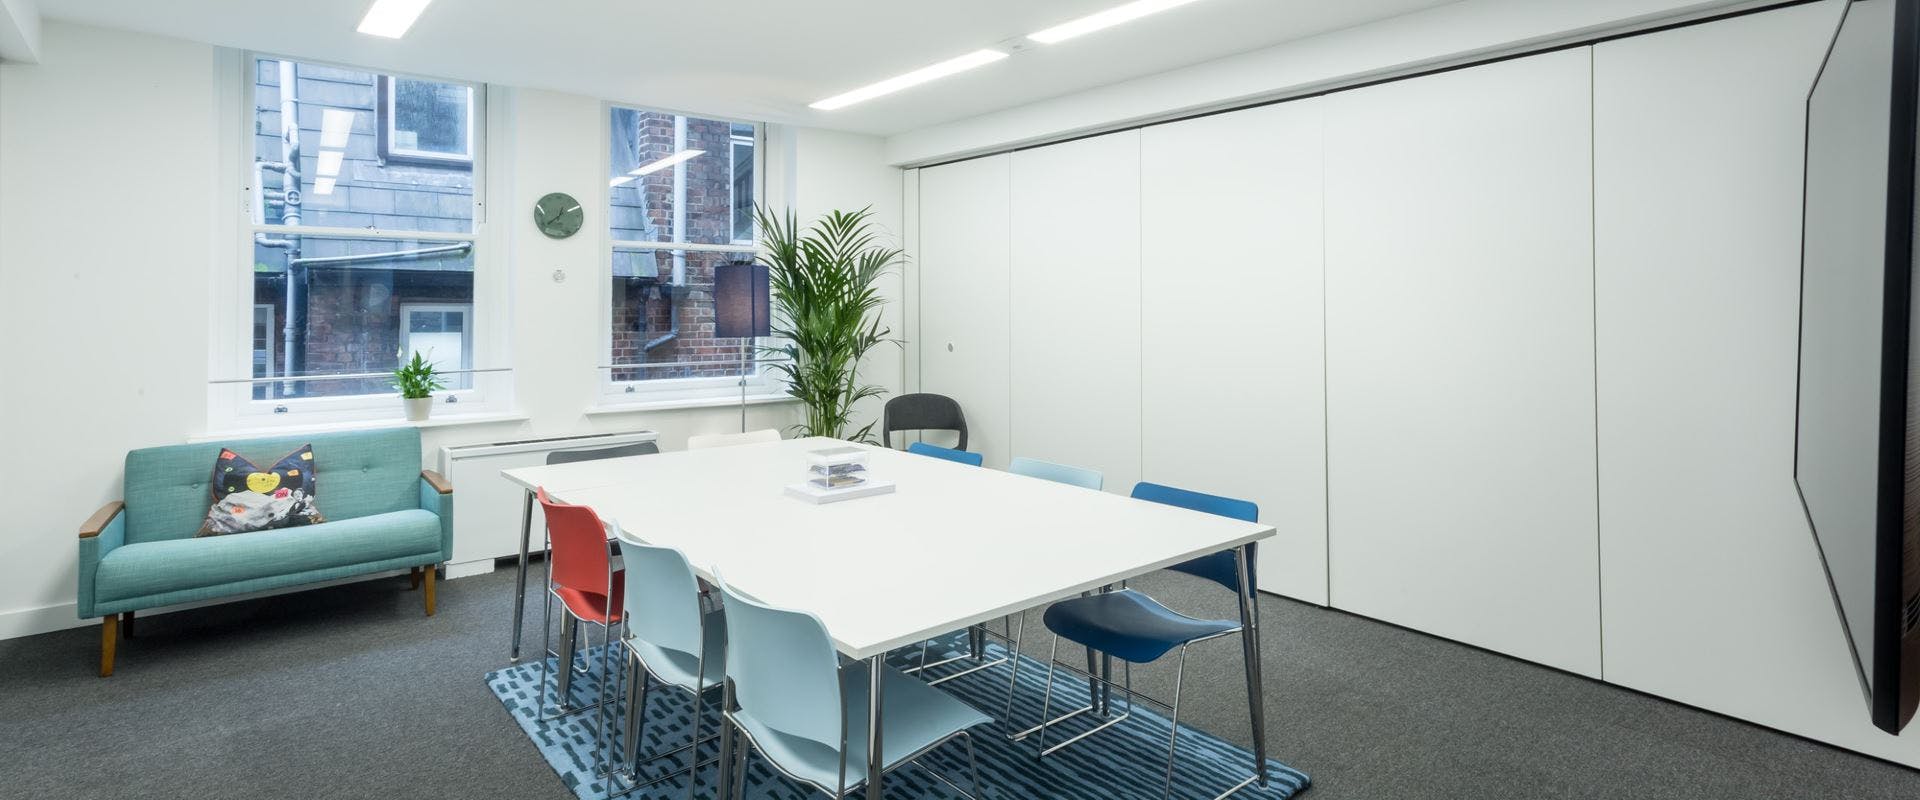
1131,481 -> 1259,593
123,428 -> 421,544
1008,456 -> 1104,490
717,575 -> 845,751
907,441 -> 984,467
612,522 -> 704,658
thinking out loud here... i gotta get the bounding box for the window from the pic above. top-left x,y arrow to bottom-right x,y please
380,76 -> 475,164
232,56 -> 489,420
605,106 -> 773,402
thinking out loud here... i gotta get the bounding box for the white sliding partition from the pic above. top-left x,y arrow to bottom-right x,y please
1323,48 -> 1601,676
1011,131 -> 1144,490
1141,103 -> 1329,604
917,155 -> 1013,465
1593,3 -> 1920,767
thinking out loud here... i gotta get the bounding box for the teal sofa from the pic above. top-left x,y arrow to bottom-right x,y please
77,428 -> 452,676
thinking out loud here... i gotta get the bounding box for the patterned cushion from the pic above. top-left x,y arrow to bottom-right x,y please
195,444 -> 326,536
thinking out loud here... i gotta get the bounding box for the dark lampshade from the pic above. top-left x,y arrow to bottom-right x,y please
713,263 -> 771,339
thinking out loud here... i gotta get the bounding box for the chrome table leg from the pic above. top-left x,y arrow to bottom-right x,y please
865,654 -> 886,800
509,489 -> 533,662
1235,544 -> 1269,786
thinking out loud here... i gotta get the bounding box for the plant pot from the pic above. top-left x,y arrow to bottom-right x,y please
404,397 -> 433,422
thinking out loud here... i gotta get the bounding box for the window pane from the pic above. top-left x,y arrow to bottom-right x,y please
251,236 -> 475,398
253,58 -> 474,234
732,137 -> 755,243
610,250 -> 759,381
390,78 -> 471,159
608,108 -> 754,246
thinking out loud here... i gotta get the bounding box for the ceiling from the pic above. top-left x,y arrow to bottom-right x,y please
34,0 -> 1459,136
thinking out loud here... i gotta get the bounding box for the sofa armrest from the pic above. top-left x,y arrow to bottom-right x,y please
419,471 -> 453,562
77,501 -> 126,619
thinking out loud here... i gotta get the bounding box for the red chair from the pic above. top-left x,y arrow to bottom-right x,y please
536,487 -> 626,757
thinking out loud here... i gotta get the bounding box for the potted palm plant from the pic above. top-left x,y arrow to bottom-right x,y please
393,350 -> 445,422
755,206 -> 904,442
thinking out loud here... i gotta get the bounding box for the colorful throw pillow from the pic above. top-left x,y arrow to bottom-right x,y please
196,444 -> 326,537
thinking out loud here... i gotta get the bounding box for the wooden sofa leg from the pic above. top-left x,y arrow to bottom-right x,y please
121,610 -> 135,639
410,566 -> 422,590
100,616 -> 118,678
423,565 -> 437,617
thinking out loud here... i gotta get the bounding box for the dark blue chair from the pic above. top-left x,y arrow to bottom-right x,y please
907,441 -> 984,467
1015,481 -> 1260,800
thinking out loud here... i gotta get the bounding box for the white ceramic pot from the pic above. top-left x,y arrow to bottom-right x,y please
404,396 -> 433,422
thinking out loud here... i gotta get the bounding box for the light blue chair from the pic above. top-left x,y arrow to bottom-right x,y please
906,441 -> 984,467
1016,481 -> 1261,800
611,525 -> 726,799
715,577 -> 991,799
1007,457 -> 1104,491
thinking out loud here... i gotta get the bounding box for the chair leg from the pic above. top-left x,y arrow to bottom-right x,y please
121,610 -> 135,640
962,731 -> 984,798
623,654 -> 649,780
410,566 -> 422,590
1163,645 -> 1189,800
1002,614 -> 1025,727
1035,635 -> 1060,751
422,565 -> 437,616
99,615 -> 117,678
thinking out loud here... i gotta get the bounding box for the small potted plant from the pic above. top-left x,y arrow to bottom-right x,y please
394,350 -> 444,422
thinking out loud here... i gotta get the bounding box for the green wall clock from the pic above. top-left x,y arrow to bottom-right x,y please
533,192 -> 584,239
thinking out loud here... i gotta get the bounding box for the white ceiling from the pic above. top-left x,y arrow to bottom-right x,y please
34,0 -> 1458,136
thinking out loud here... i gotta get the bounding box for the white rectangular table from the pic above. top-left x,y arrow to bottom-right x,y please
503,437 -> 1278,799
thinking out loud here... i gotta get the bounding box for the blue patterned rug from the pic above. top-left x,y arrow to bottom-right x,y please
485,636 -> 1310,799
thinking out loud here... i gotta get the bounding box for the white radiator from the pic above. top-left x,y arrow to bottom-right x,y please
438,431 -> 657,579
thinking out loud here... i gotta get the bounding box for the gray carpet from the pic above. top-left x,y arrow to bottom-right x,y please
3,567 -> 1918,800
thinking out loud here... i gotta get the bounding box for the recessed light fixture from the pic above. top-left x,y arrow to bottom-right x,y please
319,109 -> 355,150
316,150 -> 345,178
630,149 -> 706,177
1027,0 -> 1208,44
314,177 -> 338,196
810,49 -> 1009,111
357,0 -> 435,39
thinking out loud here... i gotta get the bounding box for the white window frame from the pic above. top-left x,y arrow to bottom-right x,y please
399,302 -> 475,389
729,133 -> 756,246
380,75 -> 478,164
600,103 -> 785,406
210,50 -> 509,429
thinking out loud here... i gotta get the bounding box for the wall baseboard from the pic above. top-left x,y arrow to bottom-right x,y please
0,568 -> 412,642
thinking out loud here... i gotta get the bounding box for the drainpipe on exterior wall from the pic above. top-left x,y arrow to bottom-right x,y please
277,59 -> 310,398
671,115 -> 688,287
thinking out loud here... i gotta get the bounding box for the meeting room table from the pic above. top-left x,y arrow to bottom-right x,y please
501,436 -> 1279,800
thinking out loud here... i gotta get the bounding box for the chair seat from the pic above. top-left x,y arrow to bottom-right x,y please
625,608 -> 727,692
554,571 -> 625,626
1044,589 -> 1239,663
733,663 -> 991,792
95,510 -> 442,603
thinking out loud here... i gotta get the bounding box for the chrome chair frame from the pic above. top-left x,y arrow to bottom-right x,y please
607,626 -> 725,799
713,677 -> 987,800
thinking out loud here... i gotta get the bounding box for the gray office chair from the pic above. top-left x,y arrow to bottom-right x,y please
882,393 -> 968,451
546,440 -> 660,465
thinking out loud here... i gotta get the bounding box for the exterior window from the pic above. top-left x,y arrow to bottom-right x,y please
244,57 -> 482,406
606,106 -> 769,400
380,76 -> 475,164
401,304 -> 473,390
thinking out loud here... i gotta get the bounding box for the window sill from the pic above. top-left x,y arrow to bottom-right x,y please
193,411 -> 530,443
585,393 -> 797,415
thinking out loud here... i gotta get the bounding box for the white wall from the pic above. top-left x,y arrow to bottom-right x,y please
0,21 -> 902,639
1592,0 -> 1920,767
884,0 -> 1780,165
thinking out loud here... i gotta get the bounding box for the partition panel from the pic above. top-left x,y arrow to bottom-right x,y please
1010,131 -> 1143,490
1142,102 -> 1329,604
917,155 -> 1013,465
1592,2 -> 1920,767
1323,48 -> 1601,676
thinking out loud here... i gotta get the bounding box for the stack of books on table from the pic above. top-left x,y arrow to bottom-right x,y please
785,446 -> 896,504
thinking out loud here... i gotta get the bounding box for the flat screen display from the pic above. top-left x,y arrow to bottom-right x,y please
1796,0 -> 1920,736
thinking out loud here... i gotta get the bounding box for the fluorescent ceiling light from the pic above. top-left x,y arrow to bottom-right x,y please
629,149 -> 705,177
810,49 -> 1008,111
319,109 -> 355,150
1027,0 -> 1207,44
610,176 -> 636,188
357,0 -> 434,39
316,150 -> 344,177
314,177 -> 338,196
